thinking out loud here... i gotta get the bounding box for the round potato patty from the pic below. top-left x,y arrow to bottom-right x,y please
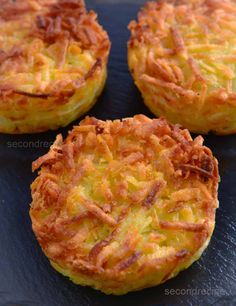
30,115 -> 219,294
0,0 -> 110,133
128,0 -> 236,134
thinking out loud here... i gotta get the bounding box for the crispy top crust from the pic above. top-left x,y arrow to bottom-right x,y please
128,0 -> 236,107
0,0 -> 110,98
30,115 -> 219,281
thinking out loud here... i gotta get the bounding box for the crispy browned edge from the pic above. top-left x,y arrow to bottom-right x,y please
128,0 -> 236,135
0,0 -> 110,98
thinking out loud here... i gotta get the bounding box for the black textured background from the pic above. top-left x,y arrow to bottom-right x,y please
0,1 -> 236,306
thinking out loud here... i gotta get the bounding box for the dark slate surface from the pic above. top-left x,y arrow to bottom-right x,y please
0,1 -> 235,306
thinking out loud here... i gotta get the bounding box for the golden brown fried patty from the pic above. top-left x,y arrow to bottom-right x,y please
128,0 -> 236,134
0,0 -> 110,133
30,115 -> 219,294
